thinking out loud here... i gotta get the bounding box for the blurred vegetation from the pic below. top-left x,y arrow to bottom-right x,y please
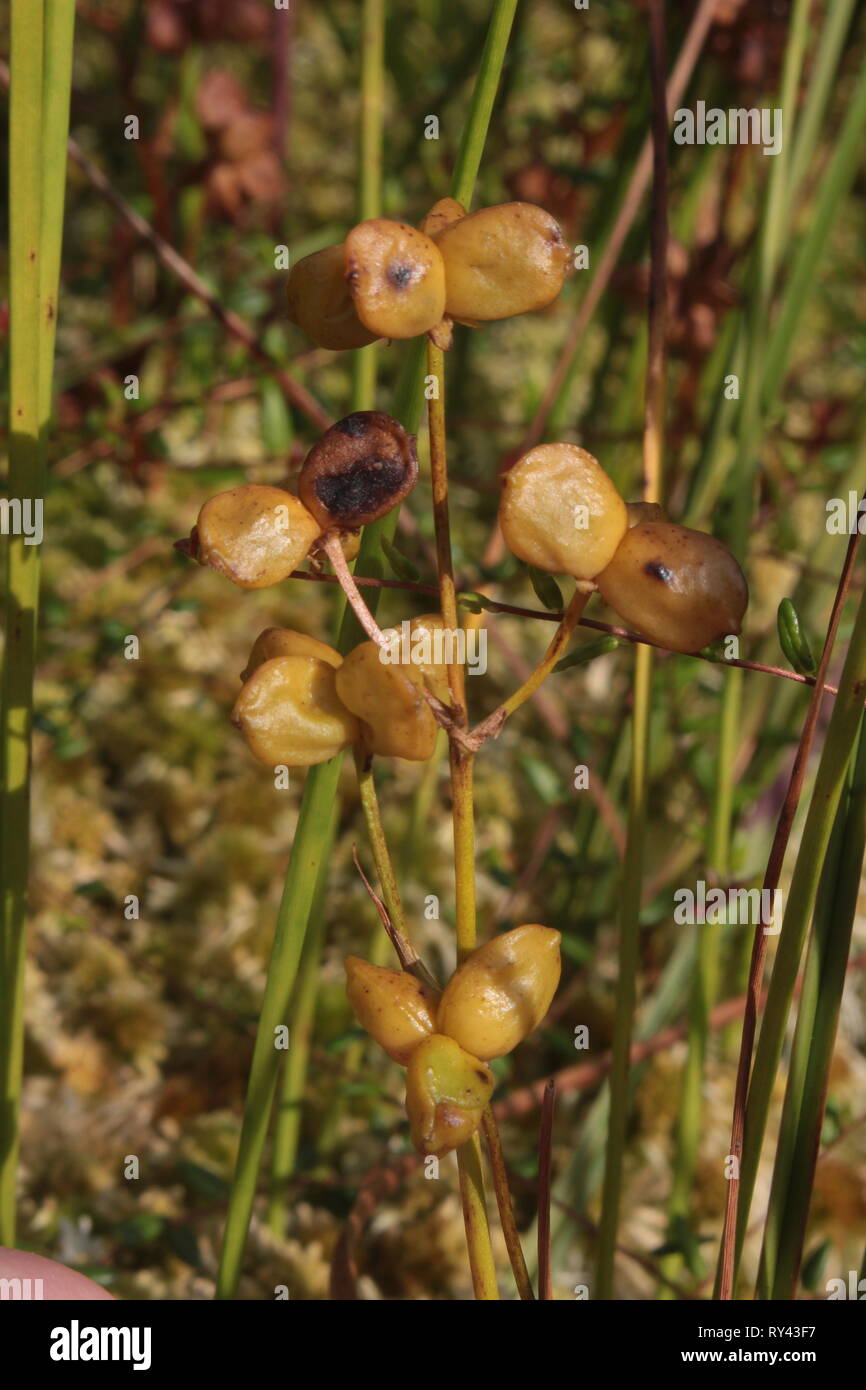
1,0 -> 865,1299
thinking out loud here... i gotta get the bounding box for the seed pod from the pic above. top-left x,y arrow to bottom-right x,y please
499,443 -> 628,580
379,612 -> 452,705
232,655 -> 359,767
437,924 -> 562,1060
344,219 -> 447,340
240,628 -> 342,683
193,485 -> 321,590
298,411 -> 419,531
596,521 -> 748,654
435,202 -> 569,322
344,957 -> 437,1064
286,244 -> 379,351
420,197 -> 467,239
335,639 -> 438,761
404,1034 -> 494,1157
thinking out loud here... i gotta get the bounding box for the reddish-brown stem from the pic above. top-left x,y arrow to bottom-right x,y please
538,1080 -> 556,1301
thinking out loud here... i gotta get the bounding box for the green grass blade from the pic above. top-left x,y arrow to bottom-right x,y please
764,713 -> 866,1299
732,578 -> 866,1281
1,0 -> 74,1246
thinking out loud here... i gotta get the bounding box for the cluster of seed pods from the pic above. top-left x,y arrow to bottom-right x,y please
287,198 -> 571,350
345,925 -> 562,1156
175,191 -> 749,1159
499,443 -> 748,653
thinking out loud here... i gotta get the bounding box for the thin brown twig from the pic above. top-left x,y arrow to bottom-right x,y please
717,508 -> 865,1300
285,564 -> 851,697
538,1080 -> 556,1300
480,1109 -> 535,1301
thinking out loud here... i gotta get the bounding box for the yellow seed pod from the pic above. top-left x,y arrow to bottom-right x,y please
595,521 -> 749,654
344,957 -> 437,1064
344,219 -> 447,340
437,924 -> 562,1060
194,485 -> 321,590
499,443 -> 627,580
240,628 -> 342,683
335,640 -> 438,761
286,244 -> 379,350
420,197 -> 467,239
436,202 -> 569,322
232,655 -> 359,767
404,1034 -> 494,1157
380,612 -> 452,706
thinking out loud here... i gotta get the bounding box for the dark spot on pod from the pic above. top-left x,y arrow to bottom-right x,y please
298,410 -> 419,530
645,560 -> 672,583
336,413 -> 368,438
387,263 -> 414,289
314,456 -> 407,522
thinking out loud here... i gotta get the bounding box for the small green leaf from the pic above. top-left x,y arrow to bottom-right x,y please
778,598 -> 817,676
526,565 -> 564,611
553,634 -> 620,673
457,590 -> 498,613
380,535 -> 421,582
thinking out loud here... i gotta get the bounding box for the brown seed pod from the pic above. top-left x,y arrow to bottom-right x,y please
287,244 -> 379,351
596,521 -> 749,654
298,410 -> 418,531
435,202 -> 570,322
344,219 -> 447,340
193,485 -> 321,589
240,628 -> 342,683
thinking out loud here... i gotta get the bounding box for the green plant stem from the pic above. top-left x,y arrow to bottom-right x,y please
216,0 -> 517,1298
1,0 -> 74,1245
266,821 -> 335,1235
595,0 -> 667,1299
354,752 -> 409,940
450,0 -> 518,208
660,664 -> 738,1293
730,581 -> 866,1284
594,640 -> 652,1299
250,0 -> 388,1253
761,713 -> 866,1299
426,338 -> 498,1298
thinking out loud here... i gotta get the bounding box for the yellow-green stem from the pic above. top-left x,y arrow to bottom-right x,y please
426,342 -> 498,1297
